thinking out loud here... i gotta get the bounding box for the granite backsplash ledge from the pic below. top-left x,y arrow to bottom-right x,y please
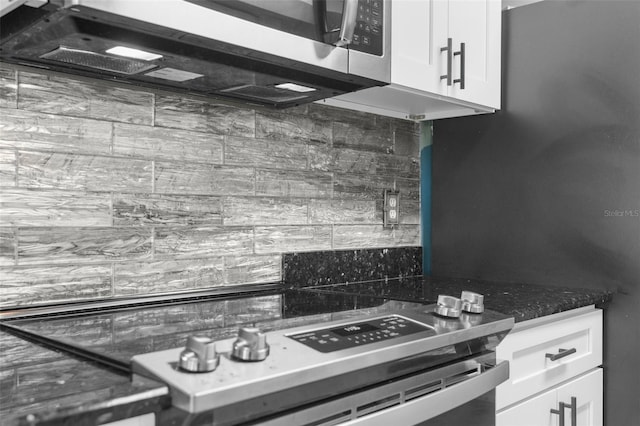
283,247 -> 423,287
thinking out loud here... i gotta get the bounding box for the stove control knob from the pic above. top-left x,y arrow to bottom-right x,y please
178,336 -> 219,373
231,327 -> 270,362
461,291 -> 485,314
434,295 -> 462,318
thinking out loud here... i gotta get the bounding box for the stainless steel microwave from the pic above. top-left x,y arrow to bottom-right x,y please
0,0 -> 391,108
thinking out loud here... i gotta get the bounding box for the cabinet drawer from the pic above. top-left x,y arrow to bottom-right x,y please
496,308 -> 602,410
497,368 -> 603,426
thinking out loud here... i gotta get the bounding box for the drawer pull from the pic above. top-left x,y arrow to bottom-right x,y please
551,397 -> 577,426
545,347 -> 577,361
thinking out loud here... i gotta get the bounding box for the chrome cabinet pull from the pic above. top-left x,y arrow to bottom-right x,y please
567,397 -> 577,426
545,347 -> 577,361
552,397 -> 578,426
453,42 -> 465,89
440,38 -> 453,86
551,401 -> 566,426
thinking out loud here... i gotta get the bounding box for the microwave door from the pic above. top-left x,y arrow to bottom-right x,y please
193,0 -> 354,46
70,0 -> 350,73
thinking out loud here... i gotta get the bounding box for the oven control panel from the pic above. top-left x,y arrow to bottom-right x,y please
287,315 -> 429,353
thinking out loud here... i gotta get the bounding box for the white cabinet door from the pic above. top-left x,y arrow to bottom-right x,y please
391,0 -> 501,108
392,0 -> 446,94
497,369 -> 603,426
497,388 -> 556,426
556,369 -> 604,426
447,0 -> 501,108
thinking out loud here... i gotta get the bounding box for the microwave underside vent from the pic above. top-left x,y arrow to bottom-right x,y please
40,46 -> 157,75
220,84 -> 309,103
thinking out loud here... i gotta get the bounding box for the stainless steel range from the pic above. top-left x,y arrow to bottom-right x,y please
134,294 -> 512,425
1,289 -> 513,426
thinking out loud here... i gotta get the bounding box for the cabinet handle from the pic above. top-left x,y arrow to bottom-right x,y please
545,347 -> 577,361
453,42 -> 466,89
551,401 -> 566,426
440,38 -> 453,86
567,397 -> 577,426
552,397 -> 578,426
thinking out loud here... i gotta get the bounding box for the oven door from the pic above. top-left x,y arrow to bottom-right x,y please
254,355 -> 509,426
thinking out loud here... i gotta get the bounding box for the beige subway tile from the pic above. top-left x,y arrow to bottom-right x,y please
0,264 -> 112,307
393,120 -> 421,157
328,147 -> 419,178
17,228 -> 152,264
0,149 -> 16,187
113,193 -> 222,227
332,224 -> 420,249
0,332 -> 67,369
256,111 -> 331,144
155,94 -> 255,137
254,225 -> 332,254
224,254 -> 281,285
113,123 -> 223,163
223,197 -> 308,226
224,295 -> 282,325
155,162 -> 254,196
112,304 -> 225,341
0,108 -> 112,154
307,142 -> 332,171
154,226 -> 254,259
333,120 -> 393,153
114,258 -> 225,296
395,177 -> 420,201
1,189 -> 111,227
256,169 -> 332,198
399,199 -> 421,225
333,173 -> 392,201
17,152 -> 152,193
225,135 -> 307,169
307,103 -> 374,125
18,71 -> 153,125
309,199 -> 377,224
0,228 -> 16,266
0,67 -> 17,108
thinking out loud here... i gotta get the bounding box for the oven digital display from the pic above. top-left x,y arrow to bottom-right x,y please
287,315 -> 429,353
331,323 -> 379,337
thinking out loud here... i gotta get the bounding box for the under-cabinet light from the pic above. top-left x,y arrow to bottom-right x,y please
275,83 -> 316,93
106,46 -> 163,61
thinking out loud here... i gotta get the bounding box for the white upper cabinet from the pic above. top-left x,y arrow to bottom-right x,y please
319,0 -> 502,121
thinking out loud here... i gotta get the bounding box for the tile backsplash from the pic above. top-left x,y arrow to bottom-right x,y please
0,64 -> 421,308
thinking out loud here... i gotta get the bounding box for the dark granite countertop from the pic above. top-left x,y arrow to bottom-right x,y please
296,275 -> 614,322
0,330 -> 169,426
0,275 -> 614,424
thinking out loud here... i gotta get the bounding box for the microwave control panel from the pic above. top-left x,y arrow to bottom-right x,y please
351,0 -> 384,56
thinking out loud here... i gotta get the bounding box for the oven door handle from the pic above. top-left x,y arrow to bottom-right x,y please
343,360 -> 510,425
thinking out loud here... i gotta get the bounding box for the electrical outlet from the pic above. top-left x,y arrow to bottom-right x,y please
383,190 -> 400,228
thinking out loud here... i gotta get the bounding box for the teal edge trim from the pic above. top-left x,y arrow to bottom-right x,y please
420,121 -> 433,275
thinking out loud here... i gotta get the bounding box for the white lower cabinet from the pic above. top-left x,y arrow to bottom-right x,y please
497,368 -> 603,426
496,306 -> 603,426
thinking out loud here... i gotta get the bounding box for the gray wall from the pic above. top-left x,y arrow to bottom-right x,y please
432,1 -> 640,424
